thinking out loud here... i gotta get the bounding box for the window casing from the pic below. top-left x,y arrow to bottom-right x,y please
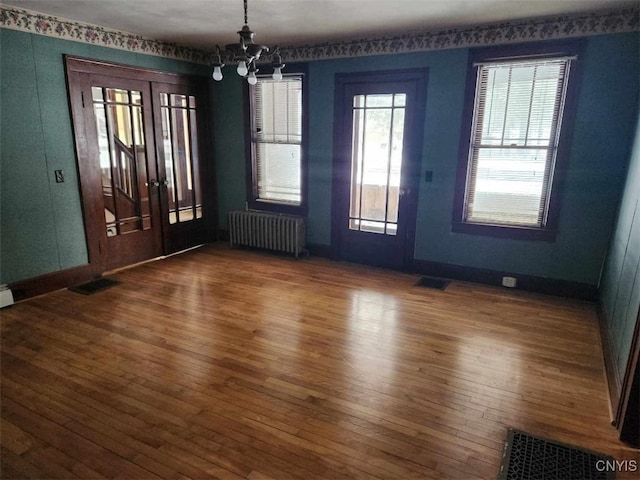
247,71 -> 307,215
453,41 -> 583,240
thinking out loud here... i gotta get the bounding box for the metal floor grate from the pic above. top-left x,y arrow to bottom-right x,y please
414,276 -> 449,290
69,277 -> 119,295
498,429 -> 615,480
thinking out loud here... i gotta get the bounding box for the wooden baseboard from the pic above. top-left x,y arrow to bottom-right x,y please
597,303 -> 622,424
301,246 -> 596,300
8,244 -> 211,303
193,236 -> 598,300
9,264 -> 96,302
411,259 -> 598,301
306,243 -> 333,259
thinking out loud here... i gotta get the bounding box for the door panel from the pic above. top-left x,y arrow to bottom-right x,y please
152,83 -> 209,253
71,73 -> 163,272
333,70 -> 428,270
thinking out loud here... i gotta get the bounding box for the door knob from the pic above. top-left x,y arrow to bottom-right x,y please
145,180 -> 160,187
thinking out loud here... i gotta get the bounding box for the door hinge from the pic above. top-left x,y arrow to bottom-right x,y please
81,91 -> 85,108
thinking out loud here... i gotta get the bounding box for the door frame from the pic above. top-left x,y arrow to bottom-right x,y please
65,56 -> 214,274
331,68 -> 428,270
616,307 -> 640,446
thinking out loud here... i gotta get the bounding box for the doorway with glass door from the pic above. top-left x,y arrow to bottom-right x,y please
66,57 -> 210,274
332,69 -> 428,270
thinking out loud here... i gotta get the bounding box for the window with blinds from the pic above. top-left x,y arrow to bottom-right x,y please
463,57 -> 572,228
251,75 -> 303,205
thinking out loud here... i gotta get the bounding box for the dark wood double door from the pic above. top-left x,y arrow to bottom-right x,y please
67,57 -> 212,273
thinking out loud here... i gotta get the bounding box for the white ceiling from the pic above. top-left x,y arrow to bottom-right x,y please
3,0 -> 636,51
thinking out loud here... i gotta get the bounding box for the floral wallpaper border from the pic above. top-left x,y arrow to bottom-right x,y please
1,4 -> 638,65
280,7 -> 639,61
0,5 -> 208,63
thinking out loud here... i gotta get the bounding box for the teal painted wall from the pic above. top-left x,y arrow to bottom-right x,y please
212,75 -> 247,220
0,28 -> 208,284
600,110 -> 640,381
2,28 -> 638,289
413,33 -> 639,284
214,32 -> 639,285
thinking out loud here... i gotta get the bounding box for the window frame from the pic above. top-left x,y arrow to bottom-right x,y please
452,40 -> 584,241
244,63 -> 308,216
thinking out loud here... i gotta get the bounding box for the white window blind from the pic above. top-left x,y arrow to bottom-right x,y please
464,58 -> 571,227
253,76 -> 302,204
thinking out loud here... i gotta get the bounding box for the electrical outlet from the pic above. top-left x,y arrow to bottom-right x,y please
502,276 -> 517,288
54,170 -> 64,183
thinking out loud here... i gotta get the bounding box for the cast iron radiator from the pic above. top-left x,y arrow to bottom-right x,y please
228,210 -> 306,258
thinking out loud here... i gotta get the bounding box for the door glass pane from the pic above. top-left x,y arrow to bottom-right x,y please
132,105 -> 150,225
189,98 -> 202,219
348,93 -> 406,236
131,91 -> 142,106
92,87 -> 150,237
361,108 -> 391,223
387,108 -> 405,224
161,106 -> 177,217
161,93 -> 202,224
366,95 -> 393,107
171,94 -> 187,108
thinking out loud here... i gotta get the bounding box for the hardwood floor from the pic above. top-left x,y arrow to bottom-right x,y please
1,244 -> 638,479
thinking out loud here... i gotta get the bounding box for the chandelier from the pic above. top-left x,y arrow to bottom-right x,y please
211,0 -> 285,84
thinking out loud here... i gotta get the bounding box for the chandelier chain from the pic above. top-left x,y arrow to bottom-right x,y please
244,0 -> 248,25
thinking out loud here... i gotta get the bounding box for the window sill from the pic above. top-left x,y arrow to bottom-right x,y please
248,200 -> 307,217
451,221 -> 557,241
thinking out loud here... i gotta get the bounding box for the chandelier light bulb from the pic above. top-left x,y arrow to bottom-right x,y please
247,70 -> 258,85
212,66 -> 223,81
237,61 -> 248,76
272,67 -> 282,81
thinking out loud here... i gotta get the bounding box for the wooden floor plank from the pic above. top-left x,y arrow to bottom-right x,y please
0,446 -> 46,480
2,244 -> 638,479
